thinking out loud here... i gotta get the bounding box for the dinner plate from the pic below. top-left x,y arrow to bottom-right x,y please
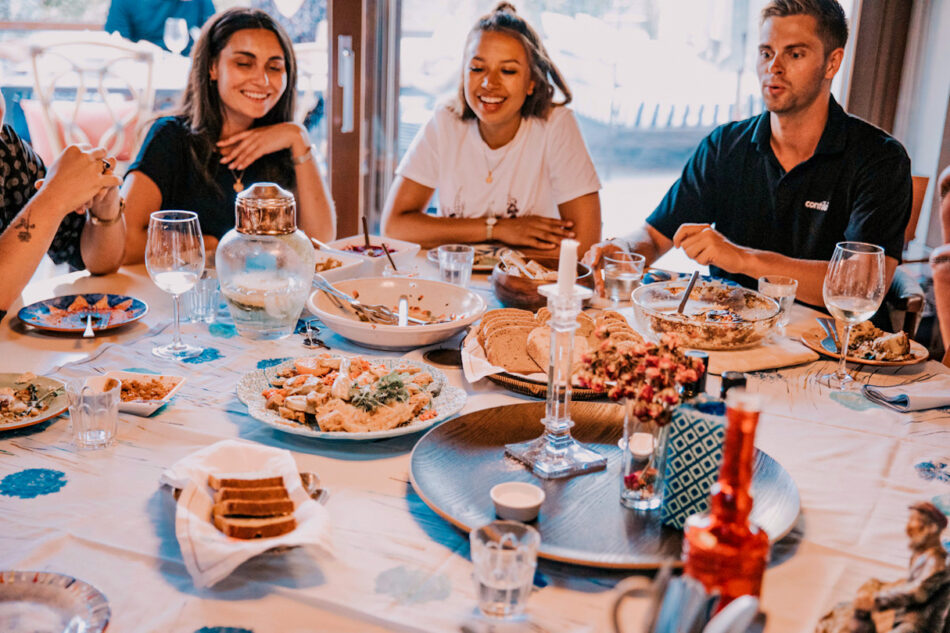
426,244 -> 507,272
0,570 -> 110,633
236,357 -> 467,440
104,371 -> 186,416
0,373 -> 68,432
800,327 -> 930,366
17,293 -> 148,333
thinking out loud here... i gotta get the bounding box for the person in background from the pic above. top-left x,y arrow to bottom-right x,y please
583,0 -> 910,308
930,166 -> 950,364
382,2 -> 602,255
121,7 -> 335,263
0,93 -> 124,321
250,0 -> 324,44
105,0 -> 216,55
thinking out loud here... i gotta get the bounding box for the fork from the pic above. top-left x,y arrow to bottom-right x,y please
82,314 -> 96,338
313,275 -> 426,325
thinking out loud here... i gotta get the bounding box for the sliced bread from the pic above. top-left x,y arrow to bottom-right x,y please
212,513 -> 297,539
213,499 -> 295,518
485,325 -> 541,374
213,486 -> 291,503
526,327 -> 590,373
209,472 -> 285,490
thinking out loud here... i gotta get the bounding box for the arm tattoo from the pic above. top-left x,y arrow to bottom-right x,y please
11,211 -> 35,243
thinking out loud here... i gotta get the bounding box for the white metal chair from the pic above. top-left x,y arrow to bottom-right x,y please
25,39 -> 155,167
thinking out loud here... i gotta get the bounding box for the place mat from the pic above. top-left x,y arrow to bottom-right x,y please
702,337 -> 819,375
799,327 -> 929,366
410,401 -> 800,569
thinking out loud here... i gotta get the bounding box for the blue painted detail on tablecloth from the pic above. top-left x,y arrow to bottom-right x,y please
209,322 -> 238,338
123,367 -> 160,375
931,493 -> 950,516
830,391 -> 878,411
194,627 -> 254,633
374,565 -> 451,604
533,570 -> 548,588
257,357 -> 292,370
0,468 -> 67,498
916,461 -> 950,484
183,348 -> 224,365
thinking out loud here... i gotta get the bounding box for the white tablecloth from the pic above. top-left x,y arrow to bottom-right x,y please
1,262 -> 949,633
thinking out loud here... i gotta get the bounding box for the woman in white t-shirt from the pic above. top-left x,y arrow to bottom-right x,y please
382,2 -> 602,254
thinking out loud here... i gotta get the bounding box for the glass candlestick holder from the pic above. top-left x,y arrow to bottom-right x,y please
505,283 -> 607,479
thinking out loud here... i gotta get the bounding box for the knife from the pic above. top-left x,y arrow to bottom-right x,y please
816,318 -> 838,354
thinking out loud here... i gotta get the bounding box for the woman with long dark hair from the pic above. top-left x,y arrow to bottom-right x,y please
382,3 -> 601,254
122,7 -> 334,262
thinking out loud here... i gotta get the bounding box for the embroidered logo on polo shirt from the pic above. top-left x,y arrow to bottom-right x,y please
805,200 -> 829,211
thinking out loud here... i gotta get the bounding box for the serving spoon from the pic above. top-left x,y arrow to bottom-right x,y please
677,271 -> 700,314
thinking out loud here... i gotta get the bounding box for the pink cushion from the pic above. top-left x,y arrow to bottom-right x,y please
21,99 -> 141,164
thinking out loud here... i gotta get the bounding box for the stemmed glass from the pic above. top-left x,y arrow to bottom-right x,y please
163,17 -> 189,56
146,211 -> 205,360
819,242 -> 885,390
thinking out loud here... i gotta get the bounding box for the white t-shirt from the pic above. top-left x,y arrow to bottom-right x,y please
396,104 -> 601,220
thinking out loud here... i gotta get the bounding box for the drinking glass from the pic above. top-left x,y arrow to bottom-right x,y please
68,376 -> 120,450
438,244 -> 474,286
470,521 -> 540,619
757,275 -> 798,337
146,211 -> 204,359
163,17 -> 189,55
819,242 -> 885,390
603,252 -> 646,304
185,266 -> 219,324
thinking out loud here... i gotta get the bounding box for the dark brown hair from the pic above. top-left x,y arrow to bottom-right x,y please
452,2 -> 570,121
761,0 -> 848,56
177,7 -> 297,193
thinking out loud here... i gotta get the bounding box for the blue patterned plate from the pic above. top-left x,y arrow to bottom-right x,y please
0,373 -> 67,432
17,293 -> 148,333
0,570 -> 110,633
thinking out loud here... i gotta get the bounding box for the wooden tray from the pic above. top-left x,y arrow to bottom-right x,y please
800,327 -> 929,366
484,372 -> 604,400
410,402 -> 800,569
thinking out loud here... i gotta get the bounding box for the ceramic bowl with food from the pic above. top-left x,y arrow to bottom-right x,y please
325,235 -> 421,276
312,249 -> 364,283
307,277 -> 487,350
632,279 -> 780,350
104,370 -> 186,416
491,257 -> 594,311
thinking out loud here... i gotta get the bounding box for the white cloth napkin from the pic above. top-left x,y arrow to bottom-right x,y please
703,337 -> 819,375
862,375 -> 950,412
461,328 -> 547,383
160,439 -> 333,588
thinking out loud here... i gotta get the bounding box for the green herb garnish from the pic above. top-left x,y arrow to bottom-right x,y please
349,371 -> 409,412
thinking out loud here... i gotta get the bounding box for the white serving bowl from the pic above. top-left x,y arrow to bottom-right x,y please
325,235 -> 421,276
307,277 -> 487,350
490,482 -> 545,522
104,370 -> 185,416
313,249 -> 364,283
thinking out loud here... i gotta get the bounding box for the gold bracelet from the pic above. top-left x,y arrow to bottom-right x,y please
292,144 -> 316,165
87,197 -> 125,226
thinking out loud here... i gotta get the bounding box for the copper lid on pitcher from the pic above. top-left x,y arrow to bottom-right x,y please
235,182 -> 296,235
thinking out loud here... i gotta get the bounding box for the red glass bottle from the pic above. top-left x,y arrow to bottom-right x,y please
682,388 -> 769,611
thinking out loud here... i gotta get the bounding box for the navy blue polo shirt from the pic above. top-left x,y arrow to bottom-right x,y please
647,96 -> 911,290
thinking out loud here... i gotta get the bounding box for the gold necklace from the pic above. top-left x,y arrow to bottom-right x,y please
229,167 -> 246,193
482,140 -> 514,184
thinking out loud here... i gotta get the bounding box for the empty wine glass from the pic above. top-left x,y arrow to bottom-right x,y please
163,17 -> 189,56
819,242 -> 885,390
146,211 -> 204,360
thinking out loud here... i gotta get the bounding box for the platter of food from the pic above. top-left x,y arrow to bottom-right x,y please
632,280 -> 779,350
103,371 -> 186,416
236,354 -> 467,440
312,249 -> 364,282
0,372 -> 67,432
17,293 -> 148,334
426,243 -> 508,272
307,277 -> 487,350
0,570 -> 110,633
800,321 -> 929,366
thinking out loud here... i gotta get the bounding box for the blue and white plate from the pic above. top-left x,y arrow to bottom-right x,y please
0,570 -> 110,633
0,373 -> 68,432
18,293 -> 148,333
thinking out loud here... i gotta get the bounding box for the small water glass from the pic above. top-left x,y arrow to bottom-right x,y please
757,275 -> 798,337
470,520 -> 540,619
186,267 -> 219,323
67,376 -> 120,450
438,244 -> 474,287
604,252 -> 646,304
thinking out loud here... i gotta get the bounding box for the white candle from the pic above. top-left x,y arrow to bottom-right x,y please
557,239 -> 578,297
629,432 -> 655,460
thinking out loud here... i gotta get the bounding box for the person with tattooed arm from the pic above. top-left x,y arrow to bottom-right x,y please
0,93 -> 125,322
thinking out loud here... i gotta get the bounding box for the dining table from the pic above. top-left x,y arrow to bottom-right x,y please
2,254 -> 949,633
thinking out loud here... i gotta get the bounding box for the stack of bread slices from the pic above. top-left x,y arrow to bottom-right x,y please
210,472 -> 297,539
476,308 -> 642,376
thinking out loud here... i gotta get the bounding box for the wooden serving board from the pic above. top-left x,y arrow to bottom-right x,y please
410,401 -> 800,569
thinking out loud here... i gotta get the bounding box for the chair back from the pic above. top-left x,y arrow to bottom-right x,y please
905,175 -> 930,246
26,40 -> 155,165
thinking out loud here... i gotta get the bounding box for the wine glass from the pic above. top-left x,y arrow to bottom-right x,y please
146,211 -> 204,360
163,17 -> 189,56
819,242 -> 886,390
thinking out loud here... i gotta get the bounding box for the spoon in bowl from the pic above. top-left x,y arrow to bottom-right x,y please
677,271 -> 700,315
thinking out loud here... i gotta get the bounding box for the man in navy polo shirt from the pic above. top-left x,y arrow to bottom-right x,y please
584,0 -> 910,308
